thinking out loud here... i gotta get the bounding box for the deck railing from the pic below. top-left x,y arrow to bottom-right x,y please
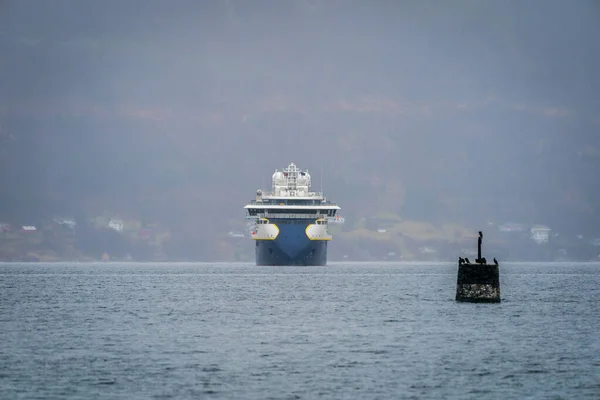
246,213 -> 328,220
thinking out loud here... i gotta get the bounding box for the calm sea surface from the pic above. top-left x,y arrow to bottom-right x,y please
1,262 -> 599,399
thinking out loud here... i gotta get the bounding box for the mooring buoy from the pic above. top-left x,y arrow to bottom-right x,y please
456,231 -> 501,303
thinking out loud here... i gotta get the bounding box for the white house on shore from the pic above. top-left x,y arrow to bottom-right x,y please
498,222 -> 527,232
54,217 -> 77,228
530,225 -> 551,244
108,219 -> 124,232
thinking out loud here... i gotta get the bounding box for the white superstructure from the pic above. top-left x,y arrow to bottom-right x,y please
244,162 -> 340,241
245,162 -> 339,216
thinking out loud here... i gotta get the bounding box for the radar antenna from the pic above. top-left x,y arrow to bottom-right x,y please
320,161 -> 324,194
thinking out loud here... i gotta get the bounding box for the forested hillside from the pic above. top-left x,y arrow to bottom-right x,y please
1,0 -> 599,260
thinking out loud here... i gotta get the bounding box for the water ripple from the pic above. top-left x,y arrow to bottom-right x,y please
1,262 -> 599,399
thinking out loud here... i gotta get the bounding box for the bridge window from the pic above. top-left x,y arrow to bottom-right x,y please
265,209 -> 318,214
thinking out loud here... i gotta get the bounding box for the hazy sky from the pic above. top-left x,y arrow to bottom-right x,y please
1,0 -> 599,234
3,0 -> 599,108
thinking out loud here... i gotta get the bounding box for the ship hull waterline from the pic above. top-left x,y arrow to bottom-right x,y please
254,219 -> 328,266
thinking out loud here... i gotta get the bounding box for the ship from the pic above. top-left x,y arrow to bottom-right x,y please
244,162 -> 341,266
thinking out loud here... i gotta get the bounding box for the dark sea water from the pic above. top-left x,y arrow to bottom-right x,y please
1,262 -> 599,400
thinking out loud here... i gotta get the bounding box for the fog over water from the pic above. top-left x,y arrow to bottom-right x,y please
0,1 -> 599,260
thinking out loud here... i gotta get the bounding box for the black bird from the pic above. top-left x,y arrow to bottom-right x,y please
493,257 -> 498,266
459,257 -> 464,265
482,257 -> 487,265
465,257 -> 471,264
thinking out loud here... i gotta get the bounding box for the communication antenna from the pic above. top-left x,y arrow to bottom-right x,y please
320,161 -> 324,194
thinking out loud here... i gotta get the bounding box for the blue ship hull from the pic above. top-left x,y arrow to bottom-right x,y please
254,219 -> 328,266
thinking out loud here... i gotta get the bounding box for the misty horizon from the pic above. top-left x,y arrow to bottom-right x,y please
1,0 -> 599,261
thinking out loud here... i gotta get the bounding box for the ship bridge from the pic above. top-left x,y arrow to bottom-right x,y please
268,162 -> 317,198
244,162 -> 340,220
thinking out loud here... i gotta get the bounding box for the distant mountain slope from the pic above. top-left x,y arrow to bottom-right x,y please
2,97 -> 598,232
1,0 -> 599,259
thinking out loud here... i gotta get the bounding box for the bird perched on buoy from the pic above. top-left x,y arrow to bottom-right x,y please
455,230 -> 501,303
